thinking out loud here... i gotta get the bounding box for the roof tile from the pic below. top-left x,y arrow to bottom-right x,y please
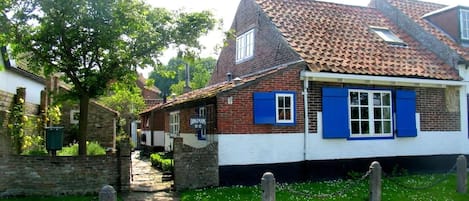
256,0 -> 461,80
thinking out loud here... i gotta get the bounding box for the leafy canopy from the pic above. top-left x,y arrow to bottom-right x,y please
3,0 -> 216,155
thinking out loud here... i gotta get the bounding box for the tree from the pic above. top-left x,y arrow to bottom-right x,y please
100,74 -> 145,136
4,0 -> 216,155
150,57 -> 216,96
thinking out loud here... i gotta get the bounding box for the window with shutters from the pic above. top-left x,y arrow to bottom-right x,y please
253,91 -> 296,125
349,90 -> 392,137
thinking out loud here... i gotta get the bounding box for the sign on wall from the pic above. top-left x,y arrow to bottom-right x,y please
190,115 -> 206,129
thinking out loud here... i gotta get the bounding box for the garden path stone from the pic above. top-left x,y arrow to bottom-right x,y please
123,150 -> 179,201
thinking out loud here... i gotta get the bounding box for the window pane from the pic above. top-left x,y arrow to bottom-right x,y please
284,96 -> 291,107
383,108 -> 391,119
351,121 -> 360,134
374,121 -> 382,134
361,121 -> 369,134
351,107 -> 359,119
278,109 -> 285,120
285,109 -> 291,120
374,108 -> 382,119
278,97 -> 284,107
373,93 -> 381,106
383,121 -> 391,133
361,107 -> 369,119
360,93 -> 368,105
383,93 -> 390,106
350,92 -> 359,105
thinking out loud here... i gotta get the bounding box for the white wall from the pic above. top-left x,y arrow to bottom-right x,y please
0,70 -> 44,104
141,130 -> 165,147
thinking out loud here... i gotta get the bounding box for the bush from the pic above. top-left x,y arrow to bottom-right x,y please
150,152 -> 173,172
57,141 -> 106,156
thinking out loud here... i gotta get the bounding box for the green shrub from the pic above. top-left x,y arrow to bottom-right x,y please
150,152 -> 173,171
57,141 -> 105,156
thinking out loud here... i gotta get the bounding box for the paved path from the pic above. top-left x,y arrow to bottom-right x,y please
122,151 -> 179,201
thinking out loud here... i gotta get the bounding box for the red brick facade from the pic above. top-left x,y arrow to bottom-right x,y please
216,65 -> 304,134
210,0 -> 300,84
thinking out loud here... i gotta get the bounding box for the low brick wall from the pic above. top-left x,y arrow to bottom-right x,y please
173,137 -> 219,190
0,140 -> 131,197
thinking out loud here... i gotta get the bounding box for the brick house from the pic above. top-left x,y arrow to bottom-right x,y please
137,73 -> 162,107
141,0 -> 469,185
0,48 -> 119,151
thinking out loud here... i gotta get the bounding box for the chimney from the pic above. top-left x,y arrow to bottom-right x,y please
183,63 -> 191,93
226,72 -> 232,82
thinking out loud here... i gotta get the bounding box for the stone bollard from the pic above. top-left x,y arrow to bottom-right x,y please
369,161 -> 381,201
99,185 -> 116,201
262,172 -> 276,201
457,155 -> 467,194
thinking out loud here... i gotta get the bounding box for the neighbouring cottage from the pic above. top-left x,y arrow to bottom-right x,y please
0,47 -> 119,151
141,0 -> 469,185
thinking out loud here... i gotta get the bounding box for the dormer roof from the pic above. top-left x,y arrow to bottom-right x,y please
387,0 -> 469,61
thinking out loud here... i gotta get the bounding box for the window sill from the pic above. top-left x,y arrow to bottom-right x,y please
347,135 -> 394,140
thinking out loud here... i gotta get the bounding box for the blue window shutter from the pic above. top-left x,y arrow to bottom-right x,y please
395,90 -> 417,137
253,92 -> 275,124
322,88 -> 349,138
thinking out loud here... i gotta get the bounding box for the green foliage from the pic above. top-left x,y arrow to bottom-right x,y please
7,97 -> 25,154
181,173 -> 469,201
4,0 -> 216,155
100,75 -> 146,117
150,57 -> 216,96
21,115 -> 47,155
150,152 -> 173,172
57,141 -> 105,156
46,104 -> 62,125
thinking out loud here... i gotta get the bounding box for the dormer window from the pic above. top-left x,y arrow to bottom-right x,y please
236,29 -> 254,63
461,9 -> 469,41
370,26 -> 407,46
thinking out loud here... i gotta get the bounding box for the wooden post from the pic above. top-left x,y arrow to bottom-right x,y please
457,155 -> 467,193
369,161 -> 381,201
262,172 -> 275,201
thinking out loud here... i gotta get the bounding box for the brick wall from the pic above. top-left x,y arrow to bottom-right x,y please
0,140 -> 130,197
216,65 -> 305,134
60,101 -> 117,148
307,82 -> 460,133
173,137 -> 218,190
210,0 -> 300,84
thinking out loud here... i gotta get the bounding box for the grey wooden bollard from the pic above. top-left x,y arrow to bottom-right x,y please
369,161 -> 381,201
99,185 -> 117,201
457,155 -> 467,193
262,172 -> 276,201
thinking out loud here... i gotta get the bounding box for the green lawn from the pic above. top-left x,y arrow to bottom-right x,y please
181,173 -> 469,201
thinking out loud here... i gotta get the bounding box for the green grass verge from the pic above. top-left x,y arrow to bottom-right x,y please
181,173 -> 469,201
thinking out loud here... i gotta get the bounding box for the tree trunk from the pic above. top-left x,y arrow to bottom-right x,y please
78,94 -> 90,156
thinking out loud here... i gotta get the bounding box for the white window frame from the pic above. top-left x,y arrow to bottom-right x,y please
275,93 -> 294,124
460,9 -> 469,40
348,89 -> 393,138
169,111 -> 180,136
370,26 -> 406,46
70,110 -> 79,124
236,29 -> 255,63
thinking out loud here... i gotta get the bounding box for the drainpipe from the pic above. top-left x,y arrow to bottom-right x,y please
302,79 -> 309,161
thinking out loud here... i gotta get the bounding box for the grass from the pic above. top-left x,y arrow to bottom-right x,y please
181,173 -> 469,201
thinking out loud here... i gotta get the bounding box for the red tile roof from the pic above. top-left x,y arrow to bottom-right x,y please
386,0 -> 469,61
256,0 -> 460,80
140,64 -> 292,114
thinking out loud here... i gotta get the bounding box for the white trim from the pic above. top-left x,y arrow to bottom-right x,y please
169,111 -> 180,137
275,93 -> 294,123
301,71 -> 464,88
235,29 -> 255,63
461,9 -> 469,40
